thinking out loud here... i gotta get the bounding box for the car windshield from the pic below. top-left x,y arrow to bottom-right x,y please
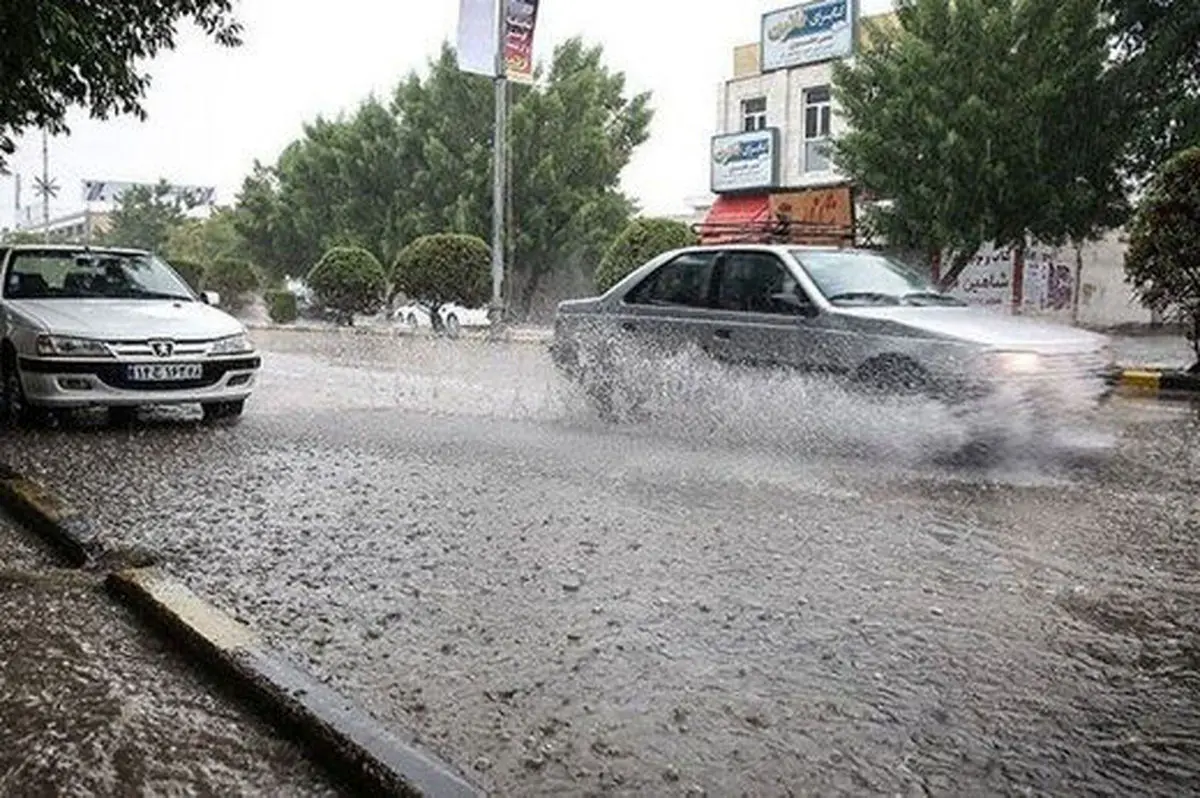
789,250 -> 965,306
3,250 -> 196,301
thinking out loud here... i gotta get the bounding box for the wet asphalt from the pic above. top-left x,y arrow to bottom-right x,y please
1,328 -> 1198,797
0,511 -> 342,797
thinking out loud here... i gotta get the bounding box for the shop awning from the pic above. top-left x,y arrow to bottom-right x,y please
696,194 -> 772,243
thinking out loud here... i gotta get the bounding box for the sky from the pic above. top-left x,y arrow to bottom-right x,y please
0,0 -> 891,230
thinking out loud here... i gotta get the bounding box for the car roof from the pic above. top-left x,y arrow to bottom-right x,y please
5,243 -> 151,256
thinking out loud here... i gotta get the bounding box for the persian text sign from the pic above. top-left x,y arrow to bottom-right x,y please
761,0 -> 854,71
504,0 -> 540,83
769,186 -> 853,232
710,129 -> 780,193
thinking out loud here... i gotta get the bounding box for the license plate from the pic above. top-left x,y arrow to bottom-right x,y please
126,363 -> 203,382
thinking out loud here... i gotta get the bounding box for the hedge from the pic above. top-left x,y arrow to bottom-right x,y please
307,246 -> 387,325
595,217 -> 699,293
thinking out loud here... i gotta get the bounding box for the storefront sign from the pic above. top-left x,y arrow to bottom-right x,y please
761,0 -> 855,71
769,186 -> 853,233
710,129 -> 780,193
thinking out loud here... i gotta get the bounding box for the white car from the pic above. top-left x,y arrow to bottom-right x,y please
393,302 -> 490,337
0,244 -> 261,425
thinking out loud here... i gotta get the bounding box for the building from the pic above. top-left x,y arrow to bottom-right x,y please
700,0 -> 881,245
10,208 -> 112,242
697,0 -> 1153,327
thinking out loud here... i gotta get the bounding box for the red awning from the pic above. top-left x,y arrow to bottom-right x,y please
697,194 -> 771,242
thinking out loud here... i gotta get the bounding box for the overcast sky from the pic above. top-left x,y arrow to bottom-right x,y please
1,0 -> 890,230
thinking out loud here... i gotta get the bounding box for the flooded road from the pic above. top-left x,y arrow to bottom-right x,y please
2,329 -> 1198,796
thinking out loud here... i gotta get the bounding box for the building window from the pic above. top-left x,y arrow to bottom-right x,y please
741,97 -> 768,132
803,86 -> 832,173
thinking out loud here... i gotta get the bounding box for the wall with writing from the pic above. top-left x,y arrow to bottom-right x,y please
946,234 -> 1153,327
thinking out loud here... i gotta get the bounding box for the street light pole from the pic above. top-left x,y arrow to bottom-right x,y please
490,0 -> 508,325
41,130 -> 50,242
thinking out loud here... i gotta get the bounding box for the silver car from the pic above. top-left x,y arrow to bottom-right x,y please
551,244 -> 1113,435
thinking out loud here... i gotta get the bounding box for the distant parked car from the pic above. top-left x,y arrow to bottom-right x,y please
551,244 -> 1113,446
0,244 -> 260,425
393,302 -> 490,337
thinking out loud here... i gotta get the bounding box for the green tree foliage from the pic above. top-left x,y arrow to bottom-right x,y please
265,290 -> 299,324
236,38 -> 651,316
102,181 -> 187,252
1105,0 -> 1200,179
164,207 -> 249,271
392,234 -> 490,325
202,257 -> 258,310
1124,147 -> 1200,371
306,246 -> 387,325
595,217 -> 699,292
0,0 -> 240,169
168,258 -> 205,293
834,0 -> 1128,287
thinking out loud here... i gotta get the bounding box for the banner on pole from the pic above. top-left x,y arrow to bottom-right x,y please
456,0 -> 499,77
82,180 -> 215,208
503,0 -> 540,83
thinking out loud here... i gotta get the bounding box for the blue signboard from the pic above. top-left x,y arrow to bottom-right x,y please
761,0 -> 855,71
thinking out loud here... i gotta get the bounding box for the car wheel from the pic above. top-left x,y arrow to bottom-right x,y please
445,314 -> 461,339
202,400 -> 246,424
1,364 -> 51,428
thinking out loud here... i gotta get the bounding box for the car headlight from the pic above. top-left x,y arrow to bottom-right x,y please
209,333 -> 254,355
986,351 -> 1042,374
36,335 -> 111,358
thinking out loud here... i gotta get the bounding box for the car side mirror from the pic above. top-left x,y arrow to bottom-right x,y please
771,291 -> 819,317
201,290 -> 221,307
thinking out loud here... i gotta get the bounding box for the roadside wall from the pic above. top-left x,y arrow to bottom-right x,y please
946,231 -> 1153,328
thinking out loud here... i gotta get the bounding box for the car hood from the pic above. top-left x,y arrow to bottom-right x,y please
836,305 -> 1109,350
7,298 -> 245,340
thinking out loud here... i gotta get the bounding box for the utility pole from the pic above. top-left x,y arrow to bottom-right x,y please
490,0 -> 508,325
32,130 -> 59,242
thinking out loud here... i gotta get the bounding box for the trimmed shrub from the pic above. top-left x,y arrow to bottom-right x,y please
204,257 -> 260,310
266,290 -> 299,324
168,258 -> 206,293
307,246 -> 387,325
392,233 -> 490,315
595,217 -> 699,293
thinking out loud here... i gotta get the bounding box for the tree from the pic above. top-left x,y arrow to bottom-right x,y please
1124,147 -> 1200,372
164,207 -> 249,271
168,258 -> 205,293
102,181 -> 187,252
236,38 -> 651,318
595,217 -> 699,292
203,257 -> 259,311
306,247 -> 387,325
392,234 -> 489,331
834,0 -> 1128,288
1104,0 -> 1200,179
0,1 -> 240,170
233,162 -> 318,282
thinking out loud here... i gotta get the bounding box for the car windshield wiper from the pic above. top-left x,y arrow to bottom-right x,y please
901,291 -> 966,306
825,291 -> 902,305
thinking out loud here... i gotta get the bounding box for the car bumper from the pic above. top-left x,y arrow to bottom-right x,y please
18,355 -> 261,408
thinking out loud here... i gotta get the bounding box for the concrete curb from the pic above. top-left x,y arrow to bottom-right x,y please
107,569 -> 484,798
0,465 -> 483,797
0,464 -> 104,566
1112,367 -> 1200,397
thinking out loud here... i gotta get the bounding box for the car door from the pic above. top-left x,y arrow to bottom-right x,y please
612,249 -> 722,359
706,249 -> 839,374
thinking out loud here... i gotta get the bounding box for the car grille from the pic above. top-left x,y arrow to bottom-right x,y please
21,356 -> 260,391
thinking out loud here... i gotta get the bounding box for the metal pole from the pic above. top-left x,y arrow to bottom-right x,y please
41,130 -> 50,243
490,0 -> 507,322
